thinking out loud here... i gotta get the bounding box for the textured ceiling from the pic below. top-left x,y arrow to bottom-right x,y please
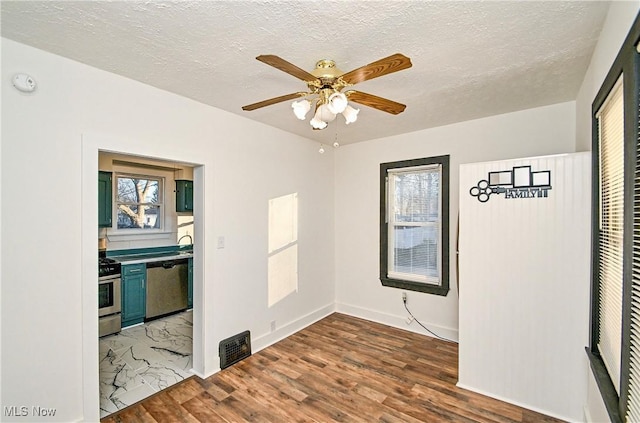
1,1 -> 610,146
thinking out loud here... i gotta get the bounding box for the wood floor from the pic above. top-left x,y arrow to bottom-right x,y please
102,313 -> 564,423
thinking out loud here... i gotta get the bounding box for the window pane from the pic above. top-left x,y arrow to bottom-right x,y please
597,76 -> 624,394
114,174 -> 163,231
393,171 -> 439,223
117,205 -> 161,229
392,225 -> 438,278
117,177 -> 159,204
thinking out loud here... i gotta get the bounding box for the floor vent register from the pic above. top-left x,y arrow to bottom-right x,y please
219,330 -> 251,369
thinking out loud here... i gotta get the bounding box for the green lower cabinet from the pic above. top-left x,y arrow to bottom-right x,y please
188,258 -> 193,309
121,263 -> 146,327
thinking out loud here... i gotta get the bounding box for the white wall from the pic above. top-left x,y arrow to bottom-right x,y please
334,101 -> 577,343
1,38 -> 335,422
575,1 -> 640,152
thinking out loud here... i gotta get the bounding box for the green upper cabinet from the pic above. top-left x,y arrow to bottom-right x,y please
98,171 -> 113,227
176,179 -> 194,213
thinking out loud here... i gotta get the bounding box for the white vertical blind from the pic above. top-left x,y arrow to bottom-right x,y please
597,76 -> 624,395
626,79 -> 640,422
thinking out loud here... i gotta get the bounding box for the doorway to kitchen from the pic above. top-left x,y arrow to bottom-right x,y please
81,137 -> 206,422
97,152 -> 197,418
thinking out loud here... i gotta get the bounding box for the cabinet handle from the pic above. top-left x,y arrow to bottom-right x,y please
129,269 -> 142,273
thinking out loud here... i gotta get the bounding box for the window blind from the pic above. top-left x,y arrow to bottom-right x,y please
626,79 -> 640,422
597,76 -> 624,395
387,165 -> 441,285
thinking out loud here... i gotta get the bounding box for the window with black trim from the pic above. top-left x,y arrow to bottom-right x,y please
380,155 -> 450,296
588,12 -> 640,423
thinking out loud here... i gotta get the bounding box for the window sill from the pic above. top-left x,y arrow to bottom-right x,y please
380,276 -> 449,296
105,230 -> 174,242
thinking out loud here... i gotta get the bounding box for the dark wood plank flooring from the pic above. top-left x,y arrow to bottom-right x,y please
102,313 -> 564,422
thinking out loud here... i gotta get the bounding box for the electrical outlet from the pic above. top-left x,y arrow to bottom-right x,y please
270,320 -> 276,333
402,292 -> 407,303
406,316 -> 414,325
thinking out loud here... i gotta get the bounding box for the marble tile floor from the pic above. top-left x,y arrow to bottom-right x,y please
99,310 -> 193,418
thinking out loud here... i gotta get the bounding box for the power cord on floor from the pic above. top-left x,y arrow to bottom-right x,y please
403,296 -> 458,344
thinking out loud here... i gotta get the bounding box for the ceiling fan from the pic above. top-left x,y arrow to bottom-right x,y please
242,53 -> 412,130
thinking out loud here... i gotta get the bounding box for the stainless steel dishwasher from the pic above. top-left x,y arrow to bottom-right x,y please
146,258 -> 189,319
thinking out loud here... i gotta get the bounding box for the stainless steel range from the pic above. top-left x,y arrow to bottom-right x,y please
99,256 -> 121,337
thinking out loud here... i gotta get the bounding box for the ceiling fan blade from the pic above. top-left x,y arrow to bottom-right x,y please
256,55 -> 319,82
346,91 -> 407,115
242,92 -> 305,111
340,53 -> 412,85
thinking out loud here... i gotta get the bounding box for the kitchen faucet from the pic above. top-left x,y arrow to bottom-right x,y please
178,234 -> 193,245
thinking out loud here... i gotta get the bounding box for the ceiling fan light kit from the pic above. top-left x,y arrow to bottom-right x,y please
316,103 -> 337,123
327,92 -> 348,114
310,115 -> 328,130
342,105 -> 359,124
242,53 -> 412,133
292,99 -> 311,119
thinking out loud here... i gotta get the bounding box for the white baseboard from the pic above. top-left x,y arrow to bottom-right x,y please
456,382 -> 577,423
252,303 -> 335,353
335,302 -> 459,342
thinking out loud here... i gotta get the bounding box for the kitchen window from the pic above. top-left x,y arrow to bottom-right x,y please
380,155 -> 450,296
115,174 -> 164,230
